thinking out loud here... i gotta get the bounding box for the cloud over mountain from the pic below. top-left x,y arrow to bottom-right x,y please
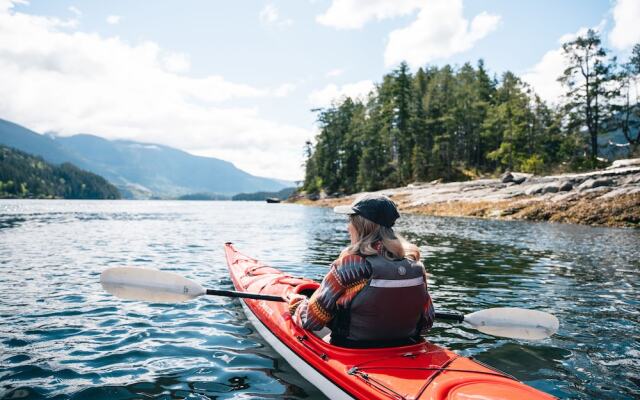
0,2 -> 309,180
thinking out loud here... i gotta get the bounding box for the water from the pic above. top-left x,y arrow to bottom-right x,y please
0,200 -> 638,399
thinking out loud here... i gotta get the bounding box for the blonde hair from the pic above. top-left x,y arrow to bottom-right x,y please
341,214 -> 421,262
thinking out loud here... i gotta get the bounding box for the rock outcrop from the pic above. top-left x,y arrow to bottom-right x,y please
294,159 -> 640,228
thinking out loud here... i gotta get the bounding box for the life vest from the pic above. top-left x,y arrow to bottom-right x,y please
330,255 -> 428,344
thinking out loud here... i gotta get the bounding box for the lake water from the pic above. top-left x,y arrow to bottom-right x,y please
0,200 -> 638,399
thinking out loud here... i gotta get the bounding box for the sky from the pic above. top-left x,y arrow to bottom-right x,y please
0,0 -> 639,181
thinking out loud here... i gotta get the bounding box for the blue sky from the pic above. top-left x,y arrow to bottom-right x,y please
0,0 -> 638,180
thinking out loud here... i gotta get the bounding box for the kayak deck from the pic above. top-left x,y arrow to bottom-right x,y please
224,243 -> 555,400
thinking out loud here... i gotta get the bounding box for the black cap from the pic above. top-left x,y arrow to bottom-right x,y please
334,194 -> 400,228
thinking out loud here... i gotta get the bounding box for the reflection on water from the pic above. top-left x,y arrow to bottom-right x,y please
0,200 -> 638,399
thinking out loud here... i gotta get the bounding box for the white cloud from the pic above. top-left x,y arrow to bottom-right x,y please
317,0 -> 422,30
68,6 -> 82,17
384,0 -> 500,68
259,4 -> 292,28
273,83 -> 296,97
609,0 -> 640,50
521,48 -> 565,104
308,80 -> 374,107
260,4 -> 278,23
0,6 -> 310,180
0,0 -> 26,13
106,15 -> 121,25
162,52 -> 190,73
325,68 -> 344,77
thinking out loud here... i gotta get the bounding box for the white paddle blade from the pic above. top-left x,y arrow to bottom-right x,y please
100,267 -> 206,303
464,307 -> 559,340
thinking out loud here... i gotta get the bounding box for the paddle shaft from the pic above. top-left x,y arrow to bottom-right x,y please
206,289 -> 285,302
434,312 -> 464,322
205,289 -> 465,322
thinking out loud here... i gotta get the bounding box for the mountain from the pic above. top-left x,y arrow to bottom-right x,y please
0,145 -> 121,199
0,119 -> 77,164
232,187 -> 296,201
0,119 -> 290,198
598,111 -> 638,160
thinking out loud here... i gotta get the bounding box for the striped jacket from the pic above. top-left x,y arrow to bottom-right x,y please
291,243 -> 435,334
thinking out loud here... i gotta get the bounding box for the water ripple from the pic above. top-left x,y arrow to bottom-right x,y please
0,200 -> 638,399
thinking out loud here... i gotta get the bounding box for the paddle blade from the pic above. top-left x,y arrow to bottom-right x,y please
463,307 -> 559,340
100,267 -> 206,303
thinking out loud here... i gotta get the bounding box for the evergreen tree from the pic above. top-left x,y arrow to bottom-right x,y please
474,59 -> 497,169
357,103 -> 389,191
617,43 -> 640,153
424,66 -> 456,180
411,67 -> 432,181
485,73 -> 539,172
302,140 -> 320,193
392,62 -> 416,184
559,29 -> 618,165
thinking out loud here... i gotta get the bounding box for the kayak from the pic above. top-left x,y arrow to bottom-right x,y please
224,242 -> 555,400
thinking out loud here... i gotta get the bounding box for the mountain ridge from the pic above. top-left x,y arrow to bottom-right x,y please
0,119 -> 290,198
0,144 -> 121,199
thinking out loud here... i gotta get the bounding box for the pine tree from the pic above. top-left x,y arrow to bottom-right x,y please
617,43 -> 640,153
392,62 -> 415,184
424,66 -> 456,180
559,29 -> 618,166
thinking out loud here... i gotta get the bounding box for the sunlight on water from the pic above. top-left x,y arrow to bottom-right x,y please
0,200 -> 638,399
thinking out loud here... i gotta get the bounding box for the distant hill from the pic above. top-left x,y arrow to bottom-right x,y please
0,119 -> 291,199
232,187 -> 296,201
0,119 -> 78,164
598,111 -> 638,160
177,193 -> 230,200
0,145 -> 121,199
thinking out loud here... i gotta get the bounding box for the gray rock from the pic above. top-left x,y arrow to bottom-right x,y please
525,184 -> 544,195
582,186 -> 611,195
501,172 -> 514,183
552,192 -> 578,202
594,178 -> 614,188
600,187 -> 631,199
513,172 -> 533,180
512,176 -> 527,184
620,175 -> 640,185
578,178 -> 614,191
542,184 -> 559,194
559,181 -> 573,191
608,158 -> 640,169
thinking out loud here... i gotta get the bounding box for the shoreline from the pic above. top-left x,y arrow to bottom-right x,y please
290,159 -> 640,229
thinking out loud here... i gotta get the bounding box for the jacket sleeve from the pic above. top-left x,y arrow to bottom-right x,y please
292,254 -> 370,331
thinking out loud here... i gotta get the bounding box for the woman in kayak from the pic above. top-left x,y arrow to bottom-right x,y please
288,194 -> 435,348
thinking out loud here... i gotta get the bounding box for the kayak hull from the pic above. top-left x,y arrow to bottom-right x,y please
238,298 -> 353,399
224,243 -> 555,400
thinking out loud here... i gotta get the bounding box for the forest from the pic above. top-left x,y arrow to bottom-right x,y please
303,30 -> 640,195
0,145 -> 121,199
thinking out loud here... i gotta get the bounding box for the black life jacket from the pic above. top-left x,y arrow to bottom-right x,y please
329,255 -> 428,345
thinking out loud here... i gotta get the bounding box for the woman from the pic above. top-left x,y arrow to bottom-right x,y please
288,194 -> 435,348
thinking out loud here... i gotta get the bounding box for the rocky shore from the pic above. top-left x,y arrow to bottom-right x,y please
292,158 -> 640,228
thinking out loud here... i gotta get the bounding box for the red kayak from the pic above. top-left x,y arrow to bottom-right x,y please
224,242 -> 555,400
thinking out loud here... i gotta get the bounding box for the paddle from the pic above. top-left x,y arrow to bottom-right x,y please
100,267 -> 559,340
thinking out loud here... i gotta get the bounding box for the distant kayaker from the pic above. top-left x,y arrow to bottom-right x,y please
288,194 -> 435,348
